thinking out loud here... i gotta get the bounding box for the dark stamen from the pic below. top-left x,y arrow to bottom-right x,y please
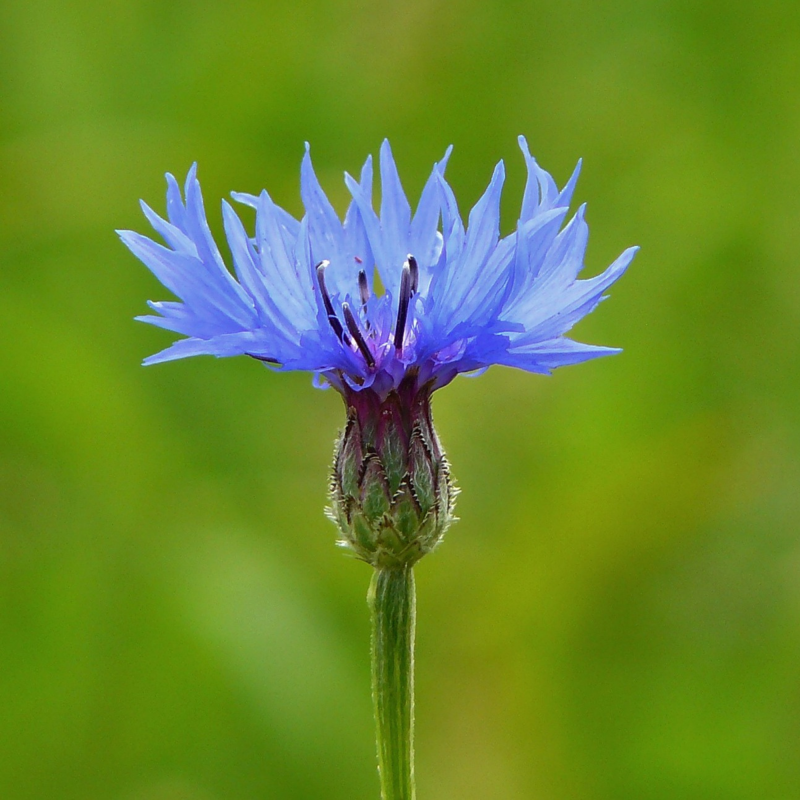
358,269 -> 370,306
342,302 -> 375,368
248,354 -> 280,365
407,254 -> 419,294
394,260 -> 412,351
357,269 -> 372,331
316,260 -> 350,344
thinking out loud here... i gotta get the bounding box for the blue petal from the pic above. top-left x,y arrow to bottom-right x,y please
461,160 -> 505,278
183,165 -> 254,311
165,172 -> 189,231
510,245 -> 636,342
432,161 -> 505,330
556,159 -> 582,209
344,169 -> 386,281
343,155 -> 375,292
221,200 -> 275,326
379,140 -> 412,285
143,330 -> 266,365
231,190 -> 301,237
500,337 -> 622,374
533,204 -> 590,290
252,189 -> 316,333
137,301 -> 224,339
518,136 -> 559,216
300,144 -> 351,297
508,207 -> 570,298
409,145 -> 453,273
139,201 -> 196,255
118,230 -> 250,330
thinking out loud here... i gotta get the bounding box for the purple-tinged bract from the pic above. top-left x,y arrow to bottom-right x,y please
119,138 -> 636,398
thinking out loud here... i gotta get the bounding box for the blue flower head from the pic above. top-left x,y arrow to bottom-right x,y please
120,140 -> 637,566
119,139 -> 636,398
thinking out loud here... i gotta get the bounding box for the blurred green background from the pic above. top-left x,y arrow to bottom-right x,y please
1,1 -> 799,798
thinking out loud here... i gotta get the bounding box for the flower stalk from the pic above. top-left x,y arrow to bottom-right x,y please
327,378 -> 451,798
369,565 -> 416,800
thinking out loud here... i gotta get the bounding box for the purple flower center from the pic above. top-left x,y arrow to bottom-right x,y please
316,253 -> 421,372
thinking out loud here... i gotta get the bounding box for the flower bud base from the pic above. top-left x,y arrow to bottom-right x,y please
328,375 -> 456,568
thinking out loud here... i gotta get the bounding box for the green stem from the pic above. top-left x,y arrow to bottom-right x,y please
369,565 -> 416,800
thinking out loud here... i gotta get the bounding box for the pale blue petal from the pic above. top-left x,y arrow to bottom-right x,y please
183,165 -> 254,311
518,136 -> 558,216
409,145 -> 452,271
343,155 -> 375,292
556,159 -> 582,209
300,144 -> 351,296
432,161 -> 505,329
500,337 -> 622,374
379,139 -> 412,279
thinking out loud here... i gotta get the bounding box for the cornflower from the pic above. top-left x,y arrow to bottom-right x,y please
120,139 -> 636,800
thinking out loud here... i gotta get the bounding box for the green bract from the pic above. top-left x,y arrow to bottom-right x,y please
328,375 -> 456,568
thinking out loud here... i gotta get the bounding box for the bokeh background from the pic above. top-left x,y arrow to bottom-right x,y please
1,1 -> 799,798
